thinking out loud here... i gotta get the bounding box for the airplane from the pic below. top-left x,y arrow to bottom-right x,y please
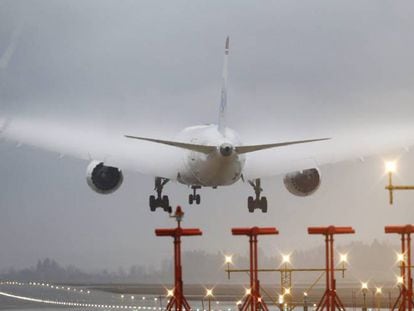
122,39 -> 332,213
1,37 -> 410,213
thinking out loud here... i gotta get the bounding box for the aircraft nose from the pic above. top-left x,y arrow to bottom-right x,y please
219,143 -> 234,157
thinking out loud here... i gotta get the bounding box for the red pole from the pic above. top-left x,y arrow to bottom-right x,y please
325,234 -> 330,311
156,206 -> 202,311
408,233 -> 412,311
330,234 -> 335,311
308,226 -> 355,311
232,227 -> 278,311
325,234 -> 331,311
385,225 -> 414,311
402,234 -> 406,311
249,235 -> 254,311
175,234 -> 182,311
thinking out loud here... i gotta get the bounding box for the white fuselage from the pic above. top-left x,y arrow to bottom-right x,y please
175,124 -> 245,187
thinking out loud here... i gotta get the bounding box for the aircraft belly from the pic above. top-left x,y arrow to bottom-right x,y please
178,152 -> 243,187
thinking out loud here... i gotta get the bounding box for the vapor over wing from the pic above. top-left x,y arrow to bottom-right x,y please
0,117 -> 183,179
242,124 -> 414,180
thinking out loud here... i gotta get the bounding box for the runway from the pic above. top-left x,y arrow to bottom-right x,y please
0,281 -> 402,310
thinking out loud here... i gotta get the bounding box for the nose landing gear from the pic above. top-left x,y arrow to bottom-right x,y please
149,177 -> 172,213
247,179 -> 267,213
189,186 -> 201,205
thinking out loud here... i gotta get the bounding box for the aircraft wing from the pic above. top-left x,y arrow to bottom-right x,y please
242,123 -> 414,180
0,117 -> 183,180
2,116 -> 414,182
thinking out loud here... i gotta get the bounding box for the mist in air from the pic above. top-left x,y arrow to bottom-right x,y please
0,0 -> 414,275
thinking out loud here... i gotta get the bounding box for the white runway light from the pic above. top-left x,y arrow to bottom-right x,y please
0,290 -> 139,309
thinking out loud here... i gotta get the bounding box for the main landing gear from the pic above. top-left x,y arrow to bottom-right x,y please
149,177 -> 172,213
248,179 -> 267,213
188,186 -> 201,205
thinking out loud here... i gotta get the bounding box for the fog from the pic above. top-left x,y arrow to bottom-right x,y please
1,0 -> 414,276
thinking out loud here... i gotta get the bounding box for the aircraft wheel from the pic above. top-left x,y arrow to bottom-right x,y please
149,195 -> 156,212
164,205 -> 172,213
162,195 -> 169,207
260,197 -> 268,213
195,194 -> 201,205
247,196 -> 254,213
189,194 -> 194,205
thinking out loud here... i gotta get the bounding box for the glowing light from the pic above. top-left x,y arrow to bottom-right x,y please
224,255 -> 233,264
397,252 -> 405,263
397,276 -> 404,284
303,292 -> 308,297
121,295 -> 125,299
245,288 -> 251,296
283,288 -> 291,295
282,254 -> 291,264
361,282 -> 368,290
339,253 -> 348,263
385,161 -> 397,174
376,287 -> 382,294
206,289 -> 214,297
278,295 -> 284,304
257,297 -> 262,303
131,296 -> 135,300
166,289 -> 174,297
0,290 -> 132,309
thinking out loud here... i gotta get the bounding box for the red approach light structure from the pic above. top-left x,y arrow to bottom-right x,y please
155,206 -> 202,311
232,226 -> 279,311
308,226 -> 355,311
385,225 -> 414,311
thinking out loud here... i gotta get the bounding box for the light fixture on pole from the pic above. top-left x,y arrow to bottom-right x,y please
339,253 -> 348,278
224,255 -> 233,280
384,160 -> 414,204
361,282 -> 368,311
205,288 -> 214,311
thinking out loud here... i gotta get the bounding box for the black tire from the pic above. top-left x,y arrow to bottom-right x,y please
248,196 -> 254,213
162,195 -> 169,207
195,194 -> 201,205
260,197 -> 268,213
149,195 -> 156,211
189,194 -> 194,205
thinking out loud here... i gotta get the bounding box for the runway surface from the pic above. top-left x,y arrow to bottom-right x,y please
0,281 -> 401,310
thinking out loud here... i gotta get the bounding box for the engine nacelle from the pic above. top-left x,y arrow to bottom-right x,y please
86,161 -> 123,194
283,168 -> 321,197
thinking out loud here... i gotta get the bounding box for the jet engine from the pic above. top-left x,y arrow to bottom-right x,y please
86,161 -> 123,194
283,168 -> 321,197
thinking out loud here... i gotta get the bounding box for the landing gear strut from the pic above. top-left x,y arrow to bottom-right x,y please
247,179 -> 267,213
188,186 -> 201,205
149,177 -> 172,213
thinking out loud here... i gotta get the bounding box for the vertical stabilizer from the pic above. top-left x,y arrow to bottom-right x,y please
218,36 -> 229,135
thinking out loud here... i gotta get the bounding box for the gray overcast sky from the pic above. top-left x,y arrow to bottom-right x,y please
1,0 -> 414,274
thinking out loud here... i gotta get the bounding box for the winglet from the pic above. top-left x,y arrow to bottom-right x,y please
225,36 -> 229,55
